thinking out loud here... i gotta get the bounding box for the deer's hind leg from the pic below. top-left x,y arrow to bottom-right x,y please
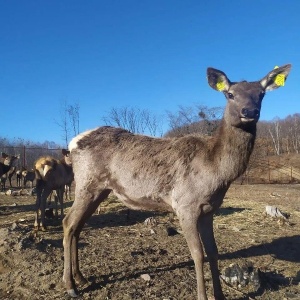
63,187 -> 111,297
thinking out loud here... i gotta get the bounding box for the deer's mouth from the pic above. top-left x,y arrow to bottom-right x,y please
240,108 -> 260,123
240,117 -> 256,123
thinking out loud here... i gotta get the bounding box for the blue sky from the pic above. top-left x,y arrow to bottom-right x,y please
1,0 -> 299,146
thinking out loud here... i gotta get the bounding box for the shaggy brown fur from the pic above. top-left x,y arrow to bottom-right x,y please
63,65 -> 291,300
34,149 -> 73,231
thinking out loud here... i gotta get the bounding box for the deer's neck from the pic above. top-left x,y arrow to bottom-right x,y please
212,119 -> 256,183
2,164 -> 11,174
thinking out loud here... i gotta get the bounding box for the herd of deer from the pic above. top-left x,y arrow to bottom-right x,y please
1,166 -> 35,191
0,149 -> 73,229
1,64 -> 292,300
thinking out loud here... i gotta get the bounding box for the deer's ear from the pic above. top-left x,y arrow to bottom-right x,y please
260,64 -> 292,91
1,153 -> 8,158
207,68 -> 231,92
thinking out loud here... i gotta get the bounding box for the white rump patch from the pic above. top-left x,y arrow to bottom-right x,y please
43,165 -> 51,177
69,128 -> 98,151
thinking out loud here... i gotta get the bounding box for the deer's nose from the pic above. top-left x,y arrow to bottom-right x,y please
241,108 -> 260,119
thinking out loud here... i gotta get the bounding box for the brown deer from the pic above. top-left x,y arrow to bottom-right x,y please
16,170 -> 23,187
0,153 -> 19,179
34,149 -> 73,231
22,169 -> 35,188
0,174 -> 7,191
64,183 -> 72,201
0,169 -> 15,191
5,166 -> 16,188
63,64 -> 291,300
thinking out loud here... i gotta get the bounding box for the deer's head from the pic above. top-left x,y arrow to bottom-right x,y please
62,149 -> 72,166
207,64 -> 292,128
1,153 -> 20,166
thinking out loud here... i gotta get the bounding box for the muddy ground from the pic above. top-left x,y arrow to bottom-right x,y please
0,184 -> 300,300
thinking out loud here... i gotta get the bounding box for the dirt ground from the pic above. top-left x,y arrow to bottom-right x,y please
0,183 -> 299,300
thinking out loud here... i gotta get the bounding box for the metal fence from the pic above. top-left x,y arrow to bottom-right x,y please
0,146 -> 64,170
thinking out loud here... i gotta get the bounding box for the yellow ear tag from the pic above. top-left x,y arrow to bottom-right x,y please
274,65 -> 285,86
216,79 -> 225,91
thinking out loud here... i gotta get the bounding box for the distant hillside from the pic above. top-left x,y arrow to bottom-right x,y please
238,153 -> 300,184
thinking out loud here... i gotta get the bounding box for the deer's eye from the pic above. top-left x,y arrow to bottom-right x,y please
227,93 -> 234,100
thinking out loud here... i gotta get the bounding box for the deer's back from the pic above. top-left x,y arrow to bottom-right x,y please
70,126 -> 213,173
69,127 -> 229,212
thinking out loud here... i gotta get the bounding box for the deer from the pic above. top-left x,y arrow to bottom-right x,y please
64,183 -> 72,201
0,168 -> 15,191
16,170 -> 22,187
5,166 -> 16,188
34,149 -> 73,231
62,64 -> 291,300
22,169 -> 35,188
0,153 -> 19,179
0,174 -> 7,192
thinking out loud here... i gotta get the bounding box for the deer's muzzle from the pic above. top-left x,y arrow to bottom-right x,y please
240,108 -> 260,122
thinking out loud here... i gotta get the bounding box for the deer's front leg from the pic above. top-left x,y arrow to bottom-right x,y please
40,188 -> 52,231
198,213 -> 225,300
179,212 -> 208,300
34,180 -> 43,230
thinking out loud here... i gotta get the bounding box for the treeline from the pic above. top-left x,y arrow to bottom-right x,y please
165,107 -> 300,157
1,105 -> 299,170
257,113 -> 300,155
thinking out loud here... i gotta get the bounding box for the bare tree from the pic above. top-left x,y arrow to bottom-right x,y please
166,105 -> 223,137
55,100 -> 70,147
268,117 -> 282,155
55,101 -> 80,147
102,107 -> 163,136
258,115 -> 300,155
284,114 -> 300,153
67,103 -> 80,137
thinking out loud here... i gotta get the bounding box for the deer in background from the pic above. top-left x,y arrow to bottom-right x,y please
34,149 -> 74,231
0,153 -> 19,179
16,170 -> 22,187
64,183 -> 72,201
6,166 -> 16,188
0,168 -> 15,191
0,174 -> 7,192
22,169 -> 35,188
63,65 -> 291,300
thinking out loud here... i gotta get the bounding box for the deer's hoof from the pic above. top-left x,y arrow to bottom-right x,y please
67,289 -> 78,298
75,275 -> 88,286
